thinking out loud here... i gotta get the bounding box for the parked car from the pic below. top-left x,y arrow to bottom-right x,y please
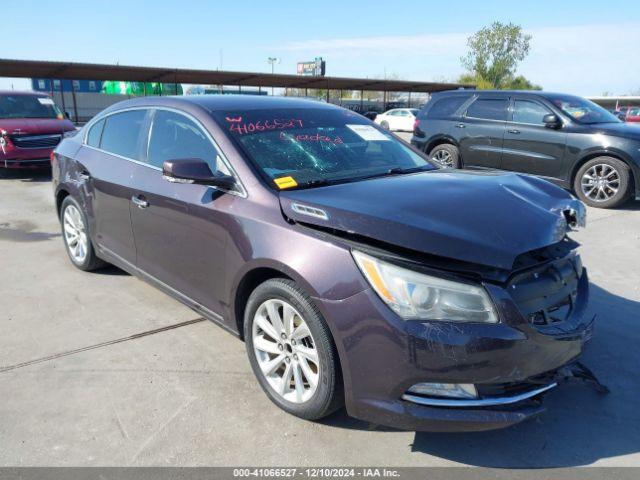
0,91 -> 75,172
617,106 -> 640,123
412,90 -> 640,208
53,95 -> 592,432
374,108 -> 419,131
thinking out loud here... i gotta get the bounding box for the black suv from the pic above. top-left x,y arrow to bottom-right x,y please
411,90 -> 640,208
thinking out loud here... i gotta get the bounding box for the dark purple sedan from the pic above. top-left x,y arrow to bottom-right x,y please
52,95 -> 592,431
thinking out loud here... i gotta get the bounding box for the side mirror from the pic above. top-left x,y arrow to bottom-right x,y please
543,113 -> 561,129
162,158 -> 236,190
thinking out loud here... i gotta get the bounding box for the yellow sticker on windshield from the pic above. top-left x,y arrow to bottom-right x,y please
274,176 -> 298,189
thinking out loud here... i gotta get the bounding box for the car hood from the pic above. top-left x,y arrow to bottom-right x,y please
279,170 -> 585,271
0,118 -> 75,135
588,122 -> 640,141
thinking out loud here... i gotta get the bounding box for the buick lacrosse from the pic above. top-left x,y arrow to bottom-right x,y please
52,95 -> 592,431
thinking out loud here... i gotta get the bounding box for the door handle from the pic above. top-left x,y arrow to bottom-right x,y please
131,195 -> 149,209
507,129 -> 521,134
455,123 -> 466,128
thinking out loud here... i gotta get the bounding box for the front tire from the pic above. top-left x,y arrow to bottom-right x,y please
429,143 -> 460,168
574,157 -> 631,208
60,196 -> 106,271
244,278 -> 343,420
380,120 -> 390,130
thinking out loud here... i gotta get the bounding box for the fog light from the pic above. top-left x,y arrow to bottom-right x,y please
407,383 -> 477,399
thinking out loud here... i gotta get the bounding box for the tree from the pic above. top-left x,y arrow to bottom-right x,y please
507,75 -> 542,90
461,22 -> 532,89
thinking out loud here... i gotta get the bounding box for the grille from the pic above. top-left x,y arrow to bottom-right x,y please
9,133 -> 62,149
508,255 -> 581,327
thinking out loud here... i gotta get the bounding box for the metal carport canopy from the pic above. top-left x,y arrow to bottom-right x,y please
0,58 -> 473,93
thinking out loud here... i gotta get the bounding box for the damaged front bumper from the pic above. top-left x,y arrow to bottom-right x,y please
315,252 -> 595,432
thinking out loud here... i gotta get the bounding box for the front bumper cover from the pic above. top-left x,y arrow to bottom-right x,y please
315,267 -> 592,432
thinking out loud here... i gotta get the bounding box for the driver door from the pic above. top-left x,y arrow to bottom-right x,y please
129,108 -> 240,315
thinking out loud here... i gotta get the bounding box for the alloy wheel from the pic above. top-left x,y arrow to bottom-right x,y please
252,299 -> 320,403
432,149 -> 453,167
63,204 -> 88,263
580,164 -> 620,202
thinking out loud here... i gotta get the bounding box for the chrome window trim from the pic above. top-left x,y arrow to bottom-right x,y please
81,105 -> 247,198
402,382 -> 557,408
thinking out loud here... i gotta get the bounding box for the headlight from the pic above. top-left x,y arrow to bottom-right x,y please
352,250 -> 498,323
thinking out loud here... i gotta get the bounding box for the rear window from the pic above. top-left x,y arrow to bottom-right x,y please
99,110 -> 147,159
86,119 -> 104,147
466,98 -> 508,121
424,96 -> 469,119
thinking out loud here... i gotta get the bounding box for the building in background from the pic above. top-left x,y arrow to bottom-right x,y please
31,78 -> 103,93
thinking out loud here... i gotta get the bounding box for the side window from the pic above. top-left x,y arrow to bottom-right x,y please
86,119 -> 105,147
387,110 -> 399,116
512,100 -> 552,125
100,110 -> 147,159
465,98 -> 508,121
425,96 -> 470,119
147,110 -> 225,173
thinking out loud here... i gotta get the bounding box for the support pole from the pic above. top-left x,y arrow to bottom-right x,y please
59,80 -> 67,117
70,80 -> 79,124
360,90 -> 364,112
408,91 -> 412,108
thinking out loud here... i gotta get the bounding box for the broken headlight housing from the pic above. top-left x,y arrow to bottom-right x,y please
352,250 -> 498,323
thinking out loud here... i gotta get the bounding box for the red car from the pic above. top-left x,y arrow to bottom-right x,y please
0,91 -> 75,170
618,106 -> 640,123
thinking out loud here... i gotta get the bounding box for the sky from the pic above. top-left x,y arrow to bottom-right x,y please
1,0 -> 639,96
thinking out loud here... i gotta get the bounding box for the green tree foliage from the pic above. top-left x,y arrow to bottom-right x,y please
461,22 -> 536,90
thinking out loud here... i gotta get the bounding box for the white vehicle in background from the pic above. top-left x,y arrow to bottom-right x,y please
374,108 -> 419,131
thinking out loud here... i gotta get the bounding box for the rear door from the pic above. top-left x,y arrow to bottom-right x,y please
458,97 -> 508,169
501,97 -> 568,179
75,109 -> 149,265
129,108 -> 242,315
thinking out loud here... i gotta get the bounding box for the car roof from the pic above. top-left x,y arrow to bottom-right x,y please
104,94 -> 343,113
431,89 -> 578,100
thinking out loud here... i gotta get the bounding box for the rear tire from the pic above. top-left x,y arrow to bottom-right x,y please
573,157 -> 631,208
429,143 -> 460,169
60,196 -> 106,271
244,278 -> 343,420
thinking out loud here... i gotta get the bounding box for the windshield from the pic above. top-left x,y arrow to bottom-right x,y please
548,95 -> 620,125
409,109 -> 419,116
212,107 -> 435,189
0,95 -> 64,120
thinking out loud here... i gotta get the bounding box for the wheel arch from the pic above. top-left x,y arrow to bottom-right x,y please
425,135 -> 460,155
232,265 -> 299,341
55,188 -> 71,219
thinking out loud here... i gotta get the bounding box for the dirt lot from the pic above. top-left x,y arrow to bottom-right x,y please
1,168 -> 639,467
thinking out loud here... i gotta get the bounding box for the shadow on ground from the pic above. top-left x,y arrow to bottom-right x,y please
0,168 -> 52,183
324,283 -> 640,467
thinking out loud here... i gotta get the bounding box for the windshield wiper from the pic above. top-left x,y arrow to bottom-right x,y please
287,166 -> 433,190
355,165 -> 433,182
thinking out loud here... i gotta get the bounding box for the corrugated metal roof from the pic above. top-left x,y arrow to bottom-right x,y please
0,58 -> 474,93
